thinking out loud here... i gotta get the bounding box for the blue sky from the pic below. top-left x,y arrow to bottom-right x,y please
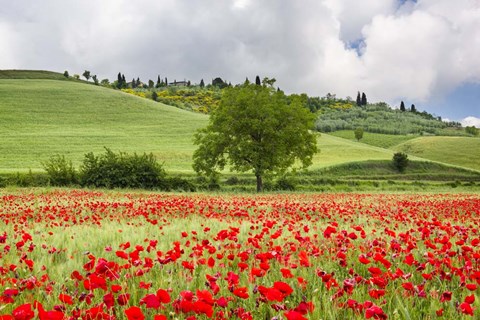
422,83 -> 480,121
0,0 -> 479,126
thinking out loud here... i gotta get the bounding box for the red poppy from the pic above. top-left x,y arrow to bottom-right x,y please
12,303 -> 34,320
125,306 -> 145,320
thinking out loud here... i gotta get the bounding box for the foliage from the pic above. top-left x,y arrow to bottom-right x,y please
361,92 -> 367,106
465,126 -> 479,136
354,127 -> 364,141
400,101 -> 406,112
82,70 -> 91,81
92,75 -> 98,85
42,154 -> 77,186
63,70 -> 69,78
211,77 -> 228,89
392,152 -> 409,173
151,91 -> 158,101
79,148 -> 167,189
153,87 -> 222,113
193,82 -> 318,192
316,103 -> 448,135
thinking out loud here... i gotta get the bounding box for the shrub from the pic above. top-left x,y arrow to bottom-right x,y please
274,175 -> 296,191
79,148 -> 167,190
354,127 -> 364,141
42,155 -> 77,186
166,177 -> 196,192
392,152 -> 409,173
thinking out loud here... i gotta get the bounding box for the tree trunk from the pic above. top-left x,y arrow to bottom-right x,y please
256,174 -> 263,192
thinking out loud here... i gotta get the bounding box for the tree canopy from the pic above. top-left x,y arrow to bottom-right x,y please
193,82 -> 318,192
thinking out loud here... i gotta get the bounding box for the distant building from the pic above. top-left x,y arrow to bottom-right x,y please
169,80 -> 189,86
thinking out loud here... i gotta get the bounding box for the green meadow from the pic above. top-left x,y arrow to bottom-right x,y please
0,78 -> 207,172
393,136 -> 480,171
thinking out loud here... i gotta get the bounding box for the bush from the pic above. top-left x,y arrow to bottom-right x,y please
42,155 -> 77,186
79,148 -> 167,190
392,152 -> 409,173
166,177 -> 196,192
274,176 -> 296,191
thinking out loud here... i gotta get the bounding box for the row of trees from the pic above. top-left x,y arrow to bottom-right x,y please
356,92 -> 367,106
400,101 -> 416,112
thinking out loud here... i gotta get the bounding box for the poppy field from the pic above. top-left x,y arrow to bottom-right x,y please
0,190 -> 479,319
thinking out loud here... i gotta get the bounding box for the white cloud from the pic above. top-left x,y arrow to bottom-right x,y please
461,116 -> 480,128
1,0 -> 480,118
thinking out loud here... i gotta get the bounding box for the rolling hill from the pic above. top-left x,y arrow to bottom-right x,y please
0,73 -> 208,172
393,136 -> 480,171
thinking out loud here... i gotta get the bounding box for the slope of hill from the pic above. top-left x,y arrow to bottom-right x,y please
0,78 -> 208,172
328,130 -> 419,148
0,70 -> 76,81
310,134 -> 395,169
393,136 -> 480,171
315,103 -> 462,135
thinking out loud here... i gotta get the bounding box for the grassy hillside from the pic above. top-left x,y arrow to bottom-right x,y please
310,134 -> 396,169
315,103 -> 462,135
328,130 -> 418,148
317,160 -> 480,181
0,79 -> 208,172
0,70 -> 77,81
393,136 -> 480,171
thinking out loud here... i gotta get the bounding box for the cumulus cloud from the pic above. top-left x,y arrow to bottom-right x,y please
462,116 -> 480,128
0,0 -> 479,118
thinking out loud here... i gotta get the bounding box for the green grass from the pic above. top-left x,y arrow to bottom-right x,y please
316,160 -> 480,181
310,134 -> 396,169
393,136 -> 480,171
0,69 -> 80,81
328,130 -> 419,148
0,79 -> 208,173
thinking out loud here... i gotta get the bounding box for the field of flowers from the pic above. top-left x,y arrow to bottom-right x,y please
0,190 -> 479,319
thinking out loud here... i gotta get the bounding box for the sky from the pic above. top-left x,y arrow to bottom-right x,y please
1,0 -> 479,126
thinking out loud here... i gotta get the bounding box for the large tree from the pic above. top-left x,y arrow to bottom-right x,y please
193,81 -> 318,192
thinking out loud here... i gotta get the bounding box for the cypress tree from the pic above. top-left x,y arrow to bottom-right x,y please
410,104 -> 416,112
356,92 -> 361,106
255,75 -> 261,86
131,78 -> 136,88
200,79 -> 205,88
400,101 -> 406,112
117,72 -> 123,89
157,75 -> 161,87
165,77 -> 168,87
361,92 -> 367,106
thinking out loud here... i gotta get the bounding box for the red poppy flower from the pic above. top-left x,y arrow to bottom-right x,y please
12,303 -> 34,320
125,306 -> 145,320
